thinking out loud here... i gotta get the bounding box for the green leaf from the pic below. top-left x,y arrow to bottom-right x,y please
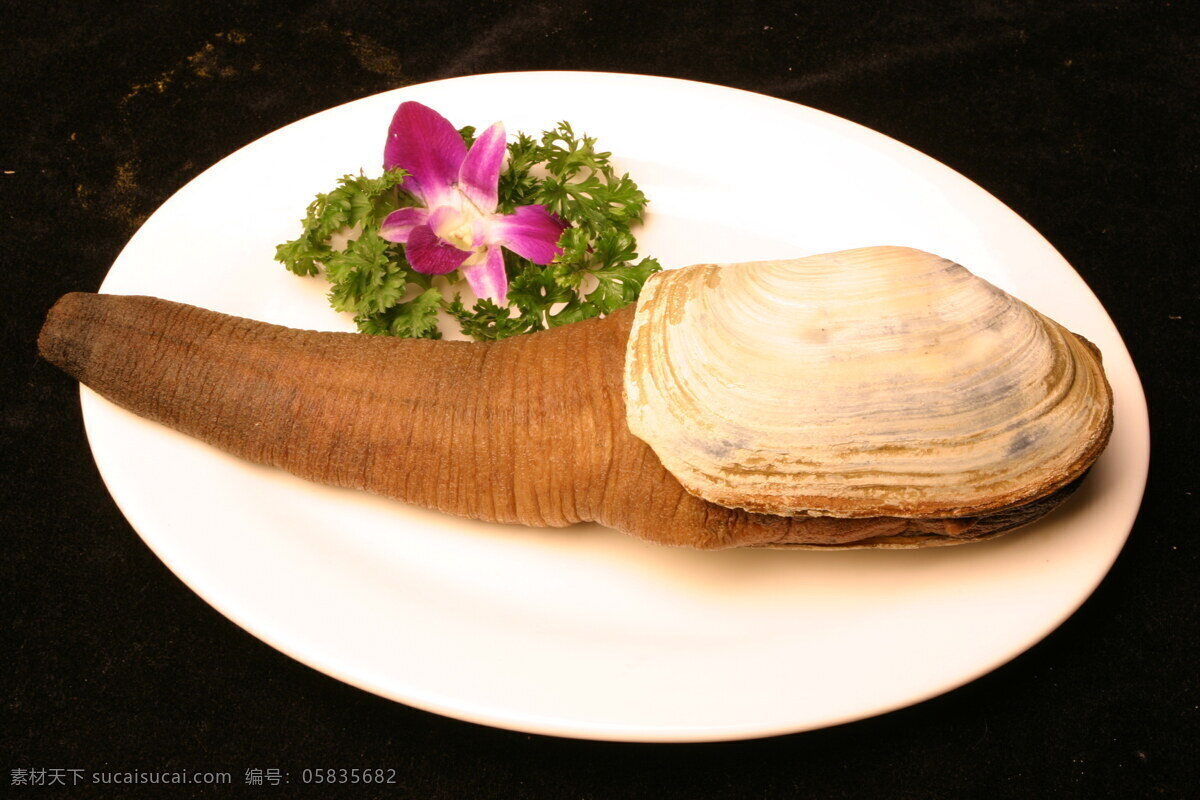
325,229 -> 408,317
586,256 -> 662,315
275,236 -> 330,277
545,297 -> 601,327
357,287 -> 444,338
446,297 -> 541,341
508,260 -> 572,317
274,168 -> 409,278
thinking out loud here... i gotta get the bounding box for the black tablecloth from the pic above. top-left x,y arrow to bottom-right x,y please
5,2 -> 1196,797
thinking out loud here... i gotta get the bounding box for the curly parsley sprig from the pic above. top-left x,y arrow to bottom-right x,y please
276,122 -> 660,341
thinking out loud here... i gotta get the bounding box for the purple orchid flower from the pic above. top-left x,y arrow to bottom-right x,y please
379,102 -> 566,304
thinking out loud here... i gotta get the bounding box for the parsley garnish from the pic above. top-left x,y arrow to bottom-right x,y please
276,123 -> 660,341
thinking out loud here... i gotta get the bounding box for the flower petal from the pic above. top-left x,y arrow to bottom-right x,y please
487,205 -> 566,264
457,122 -> 506,214
379,206 -> 429,243
406,224 -> 470,275
384,102 -> 465,207
462,246 -> 509,305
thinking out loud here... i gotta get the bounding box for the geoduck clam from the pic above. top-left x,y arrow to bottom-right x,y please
39,246 -> 1113,550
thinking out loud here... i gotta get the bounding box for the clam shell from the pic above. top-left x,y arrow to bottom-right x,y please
623,246 -> 1113,519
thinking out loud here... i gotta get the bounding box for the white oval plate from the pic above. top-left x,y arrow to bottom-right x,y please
83,72 -> 1148,742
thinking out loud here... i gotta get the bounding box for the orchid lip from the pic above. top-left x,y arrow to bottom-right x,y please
406,224 -> 470,275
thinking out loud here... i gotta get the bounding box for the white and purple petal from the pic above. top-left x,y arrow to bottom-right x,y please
379,206 -> 429,243
383,102 -> 465,208
457,122 -> 506,214
462,246 -> 509,305
406,224 -> 471,275
487,205 -> 567,264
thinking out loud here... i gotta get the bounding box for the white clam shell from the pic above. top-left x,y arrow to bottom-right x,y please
623,247 -> 1113,518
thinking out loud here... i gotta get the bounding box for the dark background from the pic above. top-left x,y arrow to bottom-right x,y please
4,1 -> 1196,797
